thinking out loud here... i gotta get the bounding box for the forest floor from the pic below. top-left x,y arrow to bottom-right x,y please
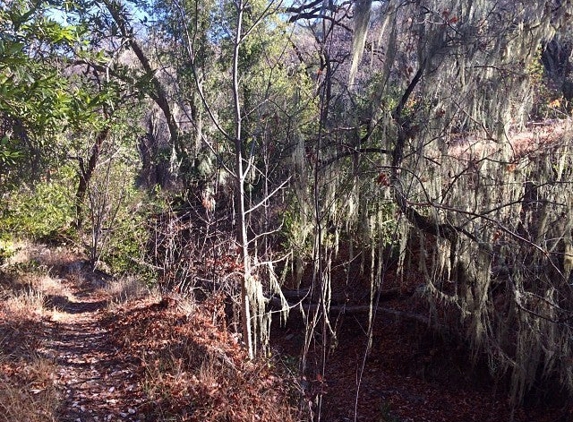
272,269 -> 573,422
0,243 -> 571,421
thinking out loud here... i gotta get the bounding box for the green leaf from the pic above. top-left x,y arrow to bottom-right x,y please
7,42 -> 25,56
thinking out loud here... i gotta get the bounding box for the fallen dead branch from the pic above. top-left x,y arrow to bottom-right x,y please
268,296 -> 430,325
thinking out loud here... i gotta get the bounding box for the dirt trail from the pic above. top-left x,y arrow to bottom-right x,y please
38,275 -> 145,422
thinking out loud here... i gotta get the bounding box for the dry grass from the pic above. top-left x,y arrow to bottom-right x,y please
448,118 -> 572,160
0,287 -> 60,421
0,354 -> 59,422
0,243 -> 69,421
3,287 -> 46,318
3,239 -> 80,269
0,275 -> 46,359
1,276 -> 53,322
0,271 -> 72,321
175,295 -> 197,317
103,276 -> 152,307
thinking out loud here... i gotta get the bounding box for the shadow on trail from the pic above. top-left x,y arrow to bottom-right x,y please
41,321 -> 110,365
44,294 -> 108,314
42,311 -> 143,421
36,268 -> 145,422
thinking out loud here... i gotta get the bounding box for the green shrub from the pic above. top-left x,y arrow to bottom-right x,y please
0,166 -> 75,242
82,160 -> 159,281
100,195 -> 154,278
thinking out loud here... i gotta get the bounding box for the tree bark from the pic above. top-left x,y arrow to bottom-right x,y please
231,0 -> 257,359
102,0 -> 181,162
75,126 -> 110,229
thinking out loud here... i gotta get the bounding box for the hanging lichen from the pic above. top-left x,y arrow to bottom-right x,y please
356,0 -> 573,405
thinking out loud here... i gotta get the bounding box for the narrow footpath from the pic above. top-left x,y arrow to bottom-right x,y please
37,273 -> 146,422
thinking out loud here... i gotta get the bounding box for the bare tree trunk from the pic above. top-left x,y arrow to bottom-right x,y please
75,126 -> 110,229
231,0 -> 255,359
